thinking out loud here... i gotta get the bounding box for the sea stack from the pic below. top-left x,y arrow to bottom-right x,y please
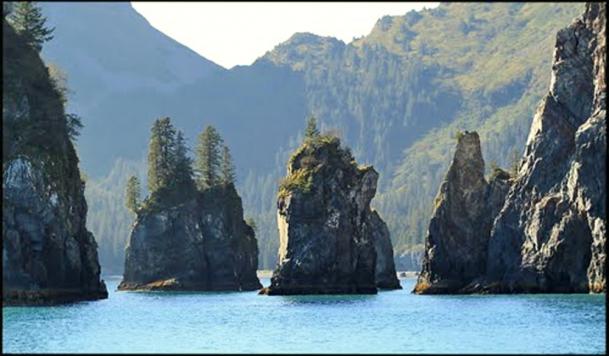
260,131 -> 400,295
118,121 -> 261,291
2,19 -> 107,305
414,131 -> 511,294
482,2 -> 606,293
118,184 -> 262,291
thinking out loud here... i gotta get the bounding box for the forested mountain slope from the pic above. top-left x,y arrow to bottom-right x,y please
258,2 -> 585,265
41,2 -> 584,272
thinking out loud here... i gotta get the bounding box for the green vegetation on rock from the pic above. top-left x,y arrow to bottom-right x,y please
124,175 -> 141,213
7,1 -> 54,52
195,125 -> 223,189
279,120 -> 360,200
220,144 -> 236,186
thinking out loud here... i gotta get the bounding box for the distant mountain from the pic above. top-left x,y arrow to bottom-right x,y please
39,2 -> 584,273
40,2 -> 224,175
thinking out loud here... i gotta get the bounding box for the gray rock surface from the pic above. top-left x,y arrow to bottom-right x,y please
118,184 -> 262,291
414,132 -> 511,294
2,20 -> 107,305
482,2 -> 606,293
370,211 -> 402,289
416,3 -> 606,294
261,135 -> 399,295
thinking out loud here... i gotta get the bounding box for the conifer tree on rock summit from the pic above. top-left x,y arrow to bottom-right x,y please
7,1 -> 54,52
119,119 -> 261,291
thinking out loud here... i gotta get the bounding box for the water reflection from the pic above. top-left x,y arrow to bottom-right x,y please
280,294 -> 377,306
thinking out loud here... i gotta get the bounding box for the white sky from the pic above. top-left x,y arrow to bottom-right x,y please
131,2 -> 439,69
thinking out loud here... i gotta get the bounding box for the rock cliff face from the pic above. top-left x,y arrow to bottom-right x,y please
415,3 -> 606,294
414,132 -> 511,294
118,184 -> 262,291
2,20 -> 107,305
483,2 -> 606,293
261,135 -> 400,295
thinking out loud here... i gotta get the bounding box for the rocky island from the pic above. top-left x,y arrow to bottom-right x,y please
2,17 -> 107,305
118,122 -> 262,291
260,119 -> 400,295
415,2 -> 606,294
414,131 -> 512,294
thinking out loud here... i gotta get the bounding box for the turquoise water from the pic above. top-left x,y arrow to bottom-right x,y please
2,277 -> 606,353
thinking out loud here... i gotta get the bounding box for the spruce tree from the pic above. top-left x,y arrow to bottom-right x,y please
195,125 -> 223,189
173,130 -> 195,190
125,175 -> 141,213
8,1 -> 54,52
65,113 -> 83,142
147,117 -> 176,193
304,116 -> 320,141
220,144 -> 236,185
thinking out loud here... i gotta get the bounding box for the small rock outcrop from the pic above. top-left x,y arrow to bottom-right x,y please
118,184 -> 262,291
261,135 -> 400,295
414,132 -> 511,294
483,2 -> 606,293
3,19 -> 107,305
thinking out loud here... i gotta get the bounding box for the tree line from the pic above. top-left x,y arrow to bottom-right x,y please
125,117 -> 236,213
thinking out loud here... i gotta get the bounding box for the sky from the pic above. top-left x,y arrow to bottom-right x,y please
131,2 -> 439,69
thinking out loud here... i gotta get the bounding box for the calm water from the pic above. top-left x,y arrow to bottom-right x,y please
2,277 -> 606,354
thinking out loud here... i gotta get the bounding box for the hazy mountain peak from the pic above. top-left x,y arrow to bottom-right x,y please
40,2 -> 224,104
262,32 -> 345,70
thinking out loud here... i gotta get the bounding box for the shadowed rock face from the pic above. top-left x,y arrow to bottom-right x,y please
414,132 -> 511,294
370,211 -> 402,290
261,136 -> 399,295
2,20 -> 107,305
118,184 -> 262,291
482,2 -> 606,294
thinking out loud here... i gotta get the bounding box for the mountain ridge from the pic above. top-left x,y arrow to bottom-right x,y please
39,2 -> 585,272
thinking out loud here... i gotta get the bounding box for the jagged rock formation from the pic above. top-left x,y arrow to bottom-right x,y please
260,135 -> 399,295
414,132 -> 512,294
482,2 -> 606,293
118,184 -> 262,291
2,20 -> 107,305
415,2 -> 606,294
